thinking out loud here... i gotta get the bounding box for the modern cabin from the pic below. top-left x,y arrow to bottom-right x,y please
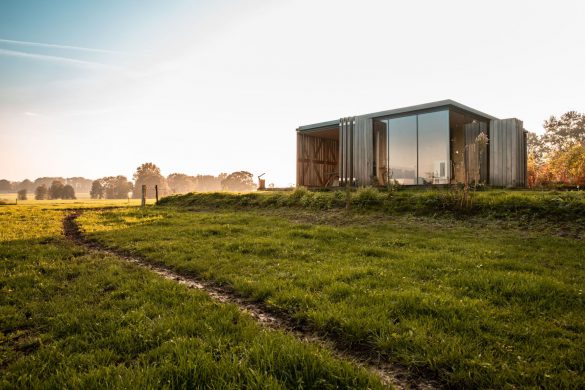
296,100 -> 527,188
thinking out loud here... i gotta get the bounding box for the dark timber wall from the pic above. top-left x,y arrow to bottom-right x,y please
489,118 -> 527,187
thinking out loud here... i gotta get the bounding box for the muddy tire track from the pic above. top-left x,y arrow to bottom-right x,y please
63,211 -> 439,390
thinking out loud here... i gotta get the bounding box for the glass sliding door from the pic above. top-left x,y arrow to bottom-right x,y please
378,109 -> 451,185
387,115 -> 417,184
417,110 -> 450,184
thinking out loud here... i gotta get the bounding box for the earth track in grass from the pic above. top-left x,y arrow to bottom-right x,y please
63,211 -> 440,390
2,206 -> 386,388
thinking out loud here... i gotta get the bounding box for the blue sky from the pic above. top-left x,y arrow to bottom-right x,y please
1,0 -> 584,184
0,1 -> 202,89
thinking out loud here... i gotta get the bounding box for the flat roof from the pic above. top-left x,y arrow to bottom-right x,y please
297,99 -> 499,132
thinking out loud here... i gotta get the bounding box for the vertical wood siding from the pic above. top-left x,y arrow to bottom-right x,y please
297,112 -> 528,188
339,117 -> 354,185
353,116 -> 374,186
489,118 -> 527,187
296,133 -> 339,187
338,116 -> 374,186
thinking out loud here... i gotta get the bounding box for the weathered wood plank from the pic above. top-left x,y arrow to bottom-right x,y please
296,133 -> 339,187
489,118 -> 526,187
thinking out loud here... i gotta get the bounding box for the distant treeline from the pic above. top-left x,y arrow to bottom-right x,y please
0,177 -> 92,194
90,164 -> 257,199
1,163 -> 258,200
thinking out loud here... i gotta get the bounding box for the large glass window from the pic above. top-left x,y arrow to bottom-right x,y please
417,110 -> 450,184
387,115 -> 417,184
450,111 -> 466,183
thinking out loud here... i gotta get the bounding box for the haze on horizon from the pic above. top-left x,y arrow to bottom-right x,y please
1,0 -> 584,185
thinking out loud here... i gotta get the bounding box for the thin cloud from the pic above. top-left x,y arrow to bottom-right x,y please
0,38 -> 122,54
60,107 -> 118,118
0,48 -> 121,70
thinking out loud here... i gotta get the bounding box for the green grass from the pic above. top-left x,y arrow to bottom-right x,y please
0,205 -> 385,389
0,193 -> 152,208
159,188 -> 585,235
78,191 -> 585,388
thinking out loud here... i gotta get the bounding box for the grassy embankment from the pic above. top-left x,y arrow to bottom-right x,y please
161,188 -> 585,234
77,188 -> 585,388
0,204 -> 385,389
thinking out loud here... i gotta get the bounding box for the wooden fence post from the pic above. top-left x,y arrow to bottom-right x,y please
155,185 -> 159,204
141,185 -> 146,207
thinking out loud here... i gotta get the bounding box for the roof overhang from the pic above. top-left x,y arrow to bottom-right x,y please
297,99 -> 499,132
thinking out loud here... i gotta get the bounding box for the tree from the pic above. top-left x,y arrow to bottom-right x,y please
527,131 -> 546,166
167,173 -> 196,194
194,174 -> 223,192
19,179 -> 34,192
542,111 -> 585,153
101,176 -> 133,199
0,179 -> 11,193
133,162 -> 169,198
66,177 -> 93,193
34,177 -> 65,190
220,171 -> 255,192
547,144 -> 585,186
526,111 -> 585,187
565,144 -> 585,185
48,180 -> 65,199
17,189 -> 27,200
134,162 -> 161,178
90,180 -> 104,199
62,184 -> 76,200
35,185 -> 48,200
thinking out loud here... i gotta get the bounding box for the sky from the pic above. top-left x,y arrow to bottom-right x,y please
1,0 -> 584,185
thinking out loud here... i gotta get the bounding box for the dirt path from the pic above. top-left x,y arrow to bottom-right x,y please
63,211 -> 439,390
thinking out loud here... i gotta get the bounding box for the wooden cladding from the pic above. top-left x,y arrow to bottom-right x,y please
297,132 -> 339,187
339,117 -> 354,185
489,118 -> 527,187
353,116 -> 374,186
296,110 -> 528,188
338,116 -> 374,186
298,116 -> 375,188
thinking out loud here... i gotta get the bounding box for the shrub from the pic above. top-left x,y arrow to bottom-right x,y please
352,188 -> 382,207
17,189 -> 27,201
290,186 -> 309,200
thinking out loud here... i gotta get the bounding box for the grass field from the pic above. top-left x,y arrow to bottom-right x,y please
74,189 -> 585,388
0,204 -> 385,389
0,193 -> 154,208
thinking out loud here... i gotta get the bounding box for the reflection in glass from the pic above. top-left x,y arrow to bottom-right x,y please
418,110 -> 450,184
449,110 -> 488,184
387,115 -> 417,184
450,110 -> 466,183
373,120 -> 388,185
